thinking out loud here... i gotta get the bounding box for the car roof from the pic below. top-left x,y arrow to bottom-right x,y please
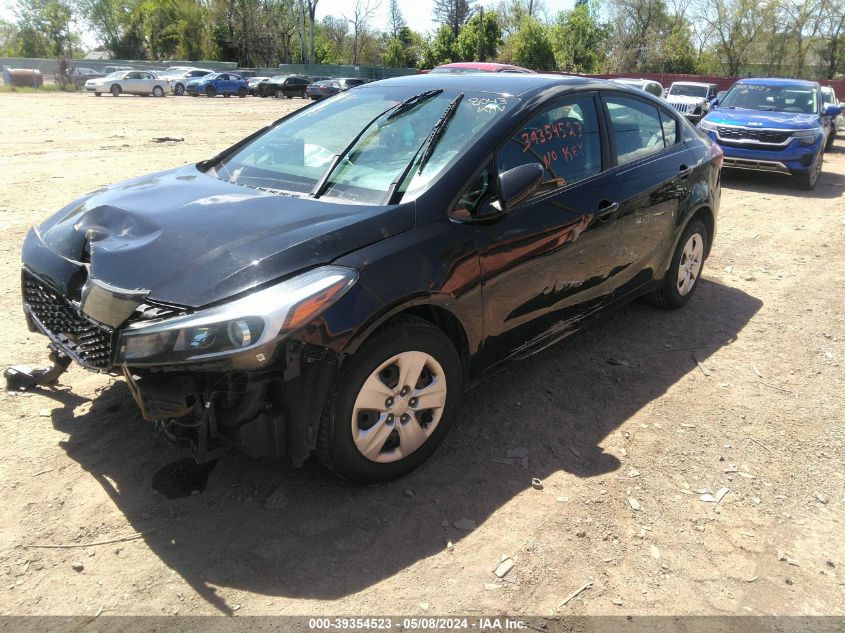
737,77 -> 819,88
671,81 -> 715,87
368,72 -> 594,96
434,62 -> 533,73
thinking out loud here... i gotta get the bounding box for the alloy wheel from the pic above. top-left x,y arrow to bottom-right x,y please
676,232 -> 704,296
350,351 -> 447,463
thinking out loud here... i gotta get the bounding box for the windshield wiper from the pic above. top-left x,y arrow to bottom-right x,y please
385,93 -> 464,205
417,93 -> 463,175
311,89 -> 444,198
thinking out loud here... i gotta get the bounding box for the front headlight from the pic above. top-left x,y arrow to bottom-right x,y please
115,266 -> 357,365
792,128 -> 823,145
698,119 -> 718,132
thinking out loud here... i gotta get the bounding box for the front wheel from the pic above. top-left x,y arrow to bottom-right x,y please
152,85 -> 164,97
174,83 -> 185,96
274,89 -> 284,99
794,153 -> 822,190
824,130 -> 835,152
237,87 -> 247,98
110,84 -> 121,97
647,219 -> 708,309
316,317 -> 463,483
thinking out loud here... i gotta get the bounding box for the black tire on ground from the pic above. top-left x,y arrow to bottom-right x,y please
110,84 -> 121,97
825,130 -> 835,151
274,89 -> 284,98
646,219 -> 708,310
794,153 -> 822,190
94,92 -> 101,97
152,86 -> 164,97
237,87 -> 247,98
174,83 -> 185,96
316,316 -> 464,483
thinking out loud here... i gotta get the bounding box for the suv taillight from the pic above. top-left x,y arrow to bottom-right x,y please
710,141 -> 724,170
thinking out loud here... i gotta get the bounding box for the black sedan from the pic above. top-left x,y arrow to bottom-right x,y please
258,74 -> 310,98
306,77 -> 367,100
17,74 -> 722,483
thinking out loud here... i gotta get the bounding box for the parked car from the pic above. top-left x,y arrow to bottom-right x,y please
103,65 -> 133,75
237,70 -> 257,79
18,74 -> 722,482
185,72 -> 248,97
84,70 -> 170,97
699,77 -> 840,189
820,86 -> 842,150
258,75 -> 310,98
430,61 -> 534,74
247,76 -> 270,96
665,82 -> 719,123
306,77 -> 367,100
167,68 -> 213,95
66,67 -> 103,86
609,77 -> 664,98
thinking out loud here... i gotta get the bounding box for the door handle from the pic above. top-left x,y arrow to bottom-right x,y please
678,164 -> 694,178
594,201 -> 619,219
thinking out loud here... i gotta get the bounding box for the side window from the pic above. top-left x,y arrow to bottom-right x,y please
496,95 -> 602,199
126,72 -> 140,80
659,109 -> 677,145
606,95 -> 668,166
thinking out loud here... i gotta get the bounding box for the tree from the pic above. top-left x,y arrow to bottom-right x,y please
14,0 -> 74,57
384,35 -> 405,66
387,0 -> 406,37
345,0 -> 378,64
504,15 -> 555,69
420,23 -> 456,67
434,0 -> 470,37
818,0 -> 845,78
453,10 -> 502,61
696,0 -> 770,75
551,1 -> 608,72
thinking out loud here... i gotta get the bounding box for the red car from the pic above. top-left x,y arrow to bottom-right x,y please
430,62 -> 534,74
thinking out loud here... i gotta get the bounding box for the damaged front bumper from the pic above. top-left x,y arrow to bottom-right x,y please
18,228 -> 343,465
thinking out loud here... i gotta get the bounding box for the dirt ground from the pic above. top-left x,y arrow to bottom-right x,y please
0,91 -> 843,619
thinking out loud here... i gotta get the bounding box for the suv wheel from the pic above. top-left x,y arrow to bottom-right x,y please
316,317 -> 463,483
274,89 -> 284,98
647,219 -> 708,309
795,152 -> 822,190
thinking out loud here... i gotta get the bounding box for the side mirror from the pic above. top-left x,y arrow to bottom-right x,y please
710,99 -> 718,109
498,163 -> 544,211
824,104 -> 842,116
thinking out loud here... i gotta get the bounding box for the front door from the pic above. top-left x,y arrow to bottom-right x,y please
471,92 -> 624,371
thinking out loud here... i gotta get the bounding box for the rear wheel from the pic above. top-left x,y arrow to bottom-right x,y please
110,84 -> 121,97
647,219 -> 708,309
94,92 -> 101,97
152,85 -> 164,97
316,317 -> 463,483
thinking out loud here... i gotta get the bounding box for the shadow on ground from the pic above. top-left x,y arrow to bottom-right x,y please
721,162 -> 845,199
37,278 -> 762,613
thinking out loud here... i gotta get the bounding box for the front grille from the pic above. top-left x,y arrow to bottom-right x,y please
23,271 -> 114,370
717,127 -> 791,144
669,102 -> 698,115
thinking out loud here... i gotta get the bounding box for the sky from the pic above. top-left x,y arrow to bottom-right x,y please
0,0 -> 576,49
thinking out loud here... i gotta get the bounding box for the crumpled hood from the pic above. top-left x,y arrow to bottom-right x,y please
35,165 -> 414,307
704,109 -> 821,130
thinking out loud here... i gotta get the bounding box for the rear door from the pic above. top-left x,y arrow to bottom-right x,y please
601,92 -> 695,297
473,92 -> 624,369
123,71 -> 141,93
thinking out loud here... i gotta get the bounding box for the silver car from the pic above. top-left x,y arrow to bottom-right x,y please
85,70 -> 170,97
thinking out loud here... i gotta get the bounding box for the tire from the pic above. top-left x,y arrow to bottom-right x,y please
152,85 -> 164,97
794,152 -> 822,190
825,130 -> 835,151
647,219 -> 708,310
316,316 -> 463,483
223,93 -> 230,98
110,84 -> 121,97
274,89 -> 284,99
174,83 -> 185,96
205,86 -> 216,98
237,87 -> 247,98
94,92 -> 101,97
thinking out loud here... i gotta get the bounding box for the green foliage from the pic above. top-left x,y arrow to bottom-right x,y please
13,0 -> 74,57
453,10 -> 502,61
420,23 -> 456,67
550,2 -> 608,73
503,16 -> 555,70
384,36 -> 405,67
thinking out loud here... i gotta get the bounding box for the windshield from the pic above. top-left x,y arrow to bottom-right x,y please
670,84 -> 707,98
719,83 -> 818,113
209,85 -> 512,204
822,89 -> 835,105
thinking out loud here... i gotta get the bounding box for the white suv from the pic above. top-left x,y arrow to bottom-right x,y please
665,82 -> 719,123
